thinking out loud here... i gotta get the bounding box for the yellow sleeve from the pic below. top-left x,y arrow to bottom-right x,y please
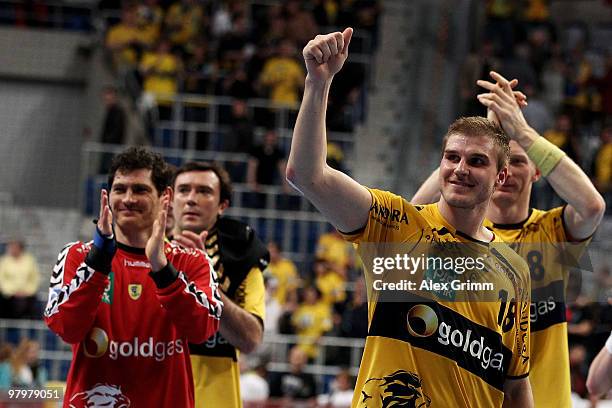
338,187 -> 421,244
546,206 -> 592,264
237,266 -> 265,322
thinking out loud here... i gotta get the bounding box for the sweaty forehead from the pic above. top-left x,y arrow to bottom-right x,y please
444,133 -> 496,157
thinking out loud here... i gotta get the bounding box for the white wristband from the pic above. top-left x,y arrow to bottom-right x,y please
606,331 -> 612,355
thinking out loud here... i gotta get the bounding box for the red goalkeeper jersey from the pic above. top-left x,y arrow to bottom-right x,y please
44,241 -> 223,408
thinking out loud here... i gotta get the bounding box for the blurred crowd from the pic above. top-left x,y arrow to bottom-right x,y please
462,0 -> 612,212
0,338 -> 47,391
100,0 -> 377,143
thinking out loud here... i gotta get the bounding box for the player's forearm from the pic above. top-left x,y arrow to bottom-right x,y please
218,293 -> 262,354
411,168 -> 441,204
286,77 -> 332,190
545,157 -> 605,238
502,377 -> 534,408
515,125 -> 605,239
587,335 -> 612,396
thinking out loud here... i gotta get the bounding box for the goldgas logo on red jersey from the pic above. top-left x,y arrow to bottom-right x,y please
83,328 -> 184,362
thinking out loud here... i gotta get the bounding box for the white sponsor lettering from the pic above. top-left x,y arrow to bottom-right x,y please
437,322 -> 504,371
108,337 -> 184,362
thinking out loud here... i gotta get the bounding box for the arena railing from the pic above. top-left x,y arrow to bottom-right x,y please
0,318 -> 365,383
149,93 -> 355,155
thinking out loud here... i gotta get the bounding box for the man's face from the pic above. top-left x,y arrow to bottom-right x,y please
173,170 -> 228,233
492,141 -> 540,206
439,134 -> 507,209
109,169 -> 161,232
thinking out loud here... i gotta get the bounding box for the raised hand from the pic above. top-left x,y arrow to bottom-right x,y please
146,189 -> 171,271
303,28 -> 353,84
172,230 -> 208,251
97,189 -> 113,236
477,71 -> 530,140
485,78 -> 528,126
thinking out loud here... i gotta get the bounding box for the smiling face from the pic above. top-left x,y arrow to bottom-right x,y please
439,133 -> 507,209
492,140 -> 540,207
109,169 -> 162,233
173,170 -> 228,233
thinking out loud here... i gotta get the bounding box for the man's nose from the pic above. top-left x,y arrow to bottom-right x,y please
123,189 -> 136,203
454,159 -> 469,176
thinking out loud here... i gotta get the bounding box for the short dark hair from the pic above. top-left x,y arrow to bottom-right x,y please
441,116 -> 510,171
107,147 -> 171,195
172,161 -> 233,205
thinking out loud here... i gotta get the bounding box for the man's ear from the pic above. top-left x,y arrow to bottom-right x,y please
163,186 -> 173,202
495,167 -> 508,189
532,166 -> 541,183
218,199 -> 229,215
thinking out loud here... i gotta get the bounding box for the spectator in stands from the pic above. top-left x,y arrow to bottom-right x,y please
239,355 -> 270,403
568,297 -> 597,364
0,343 -> 12,390
100,86 -> 126,146
315,230 -> 352,278
247,129 -> 287,191
263,275 -> 282,335
223,99 -> 255,153
99,86 -> 127,173
267,241 -> 299,306
291,285 -> 332,360
459,40 -> 501,117
258,39 -> 305,106
139,38 -> 182,120
317,368 -> 354,408
165,0 -> 207,56
314,259 -> 346,306
562,44 -> 595,123
0,240 -> 40,319
217,13 -> 253,75
326,142 -> 345,172
588,53 -> 612,126
183,41 -> 216,95
269,345 -> 317,401
544,113 -> 580,161
339,277 -> 368,340
313,0 -> 340,27
9,339 -> 47,388
137,0 -> 163,46
570,342 -> 589,398
592,126 -> 612,209
521,83 -> 554,135
105,6 -> 150,70
283,0 -> 318,48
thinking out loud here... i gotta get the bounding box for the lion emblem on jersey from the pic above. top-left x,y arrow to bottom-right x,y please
69,383 -> 130,408
358,370 -> 431,408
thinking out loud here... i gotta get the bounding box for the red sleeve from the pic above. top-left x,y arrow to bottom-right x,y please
43,242 -> 109,344
154,247 -> 223,343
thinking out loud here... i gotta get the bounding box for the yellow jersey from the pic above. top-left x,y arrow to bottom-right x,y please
342,188 -> 531,408
268,257 -> 299,305
292,300 -> 333,358
485,206 -> 590,408
190,226 -> 266,408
